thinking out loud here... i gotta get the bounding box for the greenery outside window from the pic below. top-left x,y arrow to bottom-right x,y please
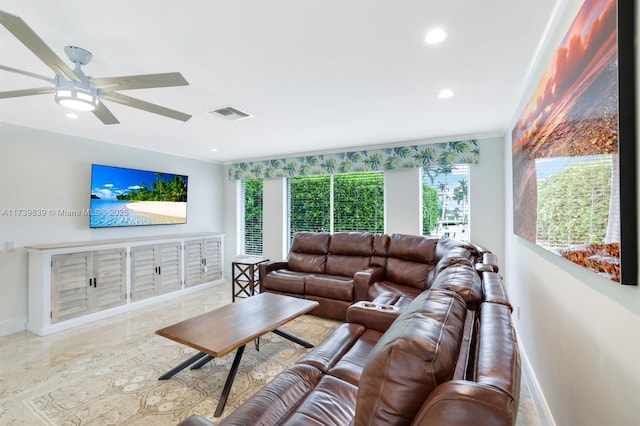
288,172 -> 384,245
240,178 -> 263,256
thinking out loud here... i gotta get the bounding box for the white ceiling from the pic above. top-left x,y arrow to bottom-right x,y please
0,0 -> 558,164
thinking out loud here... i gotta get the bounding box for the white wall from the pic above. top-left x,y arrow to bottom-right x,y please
385,168 -> 422,235
470,136 -> 505,268
504,2 -> 640,424
0,123 -> 225,336
223,136 -> 505,268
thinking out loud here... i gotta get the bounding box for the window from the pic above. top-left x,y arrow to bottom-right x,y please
422,164 -> 470,242
240,178 -> 263,256
288,175 -> 331,238
333,172 -> 384,233
288,172 -> 384,245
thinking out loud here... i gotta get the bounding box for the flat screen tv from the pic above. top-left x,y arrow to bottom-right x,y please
90,164 -> 188,228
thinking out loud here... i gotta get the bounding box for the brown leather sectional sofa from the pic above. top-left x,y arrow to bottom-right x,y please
179,232 -> 521,426
259,231 -> 496,319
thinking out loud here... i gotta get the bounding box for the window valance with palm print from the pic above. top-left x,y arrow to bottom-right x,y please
228,139 -> 479,180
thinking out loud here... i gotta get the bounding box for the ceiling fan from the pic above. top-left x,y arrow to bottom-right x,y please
0,10 -> 191,124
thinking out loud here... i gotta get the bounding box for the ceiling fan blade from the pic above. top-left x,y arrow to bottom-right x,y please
0,10 -> 79,82
102,92 -> 191,122
91,72 -> 189,92
0,86 -> 54,99
93,101 -> 120,125
0,64 -> 53,82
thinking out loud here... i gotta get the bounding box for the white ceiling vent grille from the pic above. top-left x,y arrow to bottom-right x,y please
207,106 -> 252,121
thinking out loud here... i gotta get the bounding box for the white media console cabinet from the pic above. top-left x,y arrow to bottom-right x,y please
27,232 -> 224,336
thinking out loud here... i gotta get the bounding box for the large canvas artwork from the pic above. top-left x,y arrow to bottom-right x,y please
512,0 -> 636,284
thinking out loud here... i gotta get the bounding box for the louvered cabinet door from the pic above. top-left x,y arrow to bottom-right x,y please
51,252 -> 91,323
130,245 -> 157,301
184,240 -> 205,287
92,248 -> 127,311
203,238 -> 222,282
156,242 -> 182,295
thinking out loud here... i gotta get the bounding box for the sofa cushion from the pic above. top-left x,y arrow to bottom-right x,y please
430,263 -> 482,309
261,270 -> 306,294
291,232 -> 331,254
288,232 -> 330,273
305,274 -> 354,301
288,252 -> 327,274
387,233 -> 438,263
324,232 -> 373,277
327,329 -> 382,386
370,234 -> 390,267
281,374 -> 358,426
219,364 -> 324,425
434,246 -> 473,275
355,288 -> 467,426
326,254 -> 371,277
435,236 -> 479,261
385,257 -> 434,290
384,234 -> 438,290
327,231 -> 373,256
298,323 -> 367,373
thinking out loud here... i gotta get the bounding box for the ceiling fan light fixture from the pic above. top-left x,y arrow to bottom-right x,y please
425,28 -> 447,45
55,86 -> 99,111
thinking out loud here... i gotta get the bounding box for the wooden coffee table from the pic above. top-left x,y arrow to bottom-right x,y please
155,292 -> 319,416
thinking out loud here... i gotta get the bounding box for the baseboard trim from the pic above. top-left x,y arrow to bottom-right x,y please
518,336 -> 556,426
0,316 -> 27,337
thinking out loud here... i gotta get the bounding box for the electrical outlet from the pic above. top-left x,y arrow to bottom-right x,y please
517,305 -> 521,320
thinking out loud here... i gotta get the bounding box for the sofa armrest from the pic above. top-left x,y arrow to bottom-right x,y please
258,261 -> 289,292
414,381 -> 518,426
353,266 -> 385,301
346,301 -> 401,333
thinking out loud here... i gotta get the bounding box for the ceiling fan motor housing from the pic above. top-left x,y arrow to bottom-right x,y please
64,46 -> 92,65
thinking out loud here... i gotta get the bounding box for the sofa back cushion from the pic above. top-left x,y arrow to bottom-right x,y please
384,234 -> 438,290
370,234 -> 390,267
355,289 -> 467,426
435,236 -> 480,263
434,246 -> 473,275
431,263 -> 482,309
326,232 -> 374,276
288,232 -> 330,273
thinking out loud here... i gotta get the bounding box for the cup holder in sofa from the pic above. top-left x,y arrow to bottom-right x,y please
357,302 -> 398,312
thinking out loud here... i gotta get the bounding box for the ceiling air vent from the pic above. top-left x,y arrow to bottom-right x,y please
207,106 -> 252,121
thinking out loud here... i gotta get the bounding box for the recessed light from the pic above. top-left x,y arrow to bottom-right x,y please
210,148 -> 219,152
438,89 -> 454,99
425,28 -> 447,45
65,112 -> 79,119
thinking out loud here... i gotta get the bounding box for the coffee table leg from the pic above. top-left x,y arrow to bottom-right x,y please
159,351 -> 208,380
190,354 -> 215,370
272,329 -> 314,348
214,344 -> 246,417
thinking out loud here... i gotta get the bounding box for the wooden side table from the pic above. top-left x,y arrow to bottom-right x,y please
232,257 -> 269,302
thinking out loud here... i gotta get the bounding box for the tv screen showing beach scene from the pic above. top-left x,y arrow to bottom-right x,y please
90,164 -> 188,228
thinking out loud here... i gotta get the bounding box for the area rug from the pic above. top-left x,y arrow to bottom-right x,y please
0,315 -> 340,425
